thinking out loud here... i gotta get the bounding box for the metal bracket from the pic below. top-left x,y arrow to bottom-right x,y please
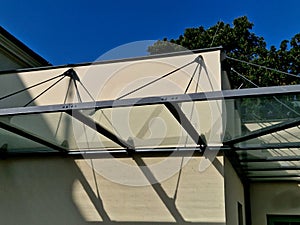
63,68 -> 80,81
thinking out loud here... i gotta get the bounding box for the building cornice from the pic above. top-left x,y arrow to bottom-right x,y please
0,26 -> 50,67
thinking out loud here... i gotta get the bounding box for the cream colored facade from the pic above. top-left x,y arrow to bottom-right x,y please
0,156 -> 227,225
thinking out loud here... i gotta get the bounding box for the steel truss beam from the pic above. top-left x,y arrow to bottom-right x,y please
164,102 -> 206,149
0,84 -> 299,157
0,84 -> 300,117
1,147 -> 208,158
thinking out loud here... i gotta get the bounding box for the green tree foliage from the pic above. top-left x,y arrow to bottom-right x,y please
148,16 -> 300,88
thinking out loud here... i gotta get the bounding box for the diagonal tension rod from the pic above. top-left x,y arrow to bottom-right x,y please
0,73 -> 65,101
23,69 -> 80,107
116,57 -> 202,100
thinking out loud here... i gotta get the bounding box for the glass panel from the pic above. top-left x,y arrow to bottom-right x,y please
87,104 -> 196,149
224,93 -> 300,147
181,100 -> 224,146
1,86 -> 300,155
66,111 -> 122,151
237,149 -> 300,179
236,126 -> 300,147
238,94 -> 300,123
0,103 -> 200,153
0,127 -> 52,152
0,112 -> 121,152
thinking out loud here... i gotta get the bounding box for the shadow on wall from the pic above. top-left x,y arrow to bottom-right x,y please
0,155 -> 225,225
271,189 -> 300,210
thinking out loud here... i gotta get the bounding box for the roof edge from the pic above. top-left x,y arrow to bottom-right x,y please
0,46 -> 222,75
0,26 -> 50,67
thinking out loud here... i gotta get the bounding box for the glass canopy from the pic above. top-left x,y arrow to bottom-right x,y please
0,48 -> 300,181
0,83 -> 300,181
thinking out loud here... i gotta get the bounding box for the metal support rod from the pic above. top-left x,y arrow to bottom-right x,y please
24,76 -> 66,107
0,74 -> 64,101
116,58 -> 198,100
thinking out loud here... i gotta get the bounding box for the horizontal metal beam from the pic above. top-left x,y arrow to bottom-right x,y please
224,118 -> 300,146
68,110 -> 134,150
250,178 -> 300,182
234,142 -> 300,150
1,146 -> 209,159
240,155 -> 300,162
164,102 -> 206,149
0,84 -> 300,117
248,174 -> 300,179
244,167 -> 300,171
0,121 -> 67,152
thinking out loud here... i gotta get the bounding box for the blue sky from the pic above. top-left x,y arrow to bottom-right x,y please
0,0 -> 299,65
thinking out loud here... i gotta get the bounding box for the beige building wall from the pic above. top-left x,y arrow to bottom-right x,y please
0,155 -> 226,225
0,49 -> 229,224
222,68 -> 246,225
250,182 -> 300,225
224,157 -> 245,225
